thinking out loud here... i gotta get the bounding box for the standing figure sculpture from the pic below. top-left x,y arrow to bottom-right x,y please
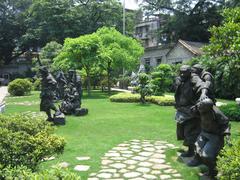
174,65 -> 208,160
39,66 -> 60,121
192,64 -> 215,102
193,98 -> 230,178
56,70 -> 67,100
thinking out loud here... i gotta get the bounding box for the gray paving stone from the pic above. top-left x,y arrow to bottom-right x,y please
119,168 -> 129,173
151,153 -> 166,159
110,163 -> 127,169
159,174 -> 172,179
152,164 -> 171,170
138,152 -> 153,157
76,156 -> 90,161
113,147 -> 129,151
87,178 -> 99,180
102,159 -> 113,165
142,174 -> 157,179
99,169 -> 117,173
130,145 -> 142,149
151,170 -> 161,175
97,173 -> 113,179
74,165 -> 90,171
121,150 -> 133,154
128,165 -> 136,170
149,158 -> 165,164
105,152 -> 120,157
138,161 -> 153,167
143,147 -> 156,152
136,167 -> 151,173
123,172 -> 141,178
118,143 -> 130,147
125,160 -> 138,165
132,156 -> 148,161
58,162 -> 70,168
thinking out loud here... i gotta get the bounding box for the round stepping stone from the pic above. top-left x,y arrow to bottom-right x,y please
151,170 -> 161,175
110,163 -> 126,169
138,162 -> 153,167
151,154 -> 166,159
132,156 -> 148,161
110,157 -> 127,161
105,152 -> 120,157
74,165 -> 90,171
142,144 -> 153,147
152,164 -> 171,170
76,156 -> 90,161
118,143 -> 130,147
97,173 -> 113,179
121,150 -> 133,154
88,178 -> 99,180
122,154 -> 133,157
139,152 -> 153,157
113,147 -> 129,151
136,167 -> 151,173
173,173 -> 182,177
160,174 -> 172,179
58,162 -> 69,168
113,173 -> 120,178
100,169 -> 117,173
125,160 -> 138,165
119,168 -> 129,173
142,174 -> 157,179
130,145 -> 142,149
143,147 -> 156,152
132,149 -> 141,152
102,160 -> 113,165
123,172 -> 141,178
128,165 -> 136,170
149,158 -> 165,164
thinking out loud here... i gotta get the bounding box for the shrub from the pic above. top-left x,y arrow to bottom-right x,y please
8,79 -> 32,96
150,64 -> 174,96
0,166 -> 81,180
219,103 -> 240,121
217,139 -> 240,179
118,75 -> 130,89
136,73 -> 152,103
110,93 -> 175,106
33,78 -> 41,91
0,113 -> 65,170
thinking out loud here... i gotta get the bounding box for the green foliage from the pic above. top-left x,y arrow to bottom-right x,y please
8,79 -> 33,96
109,93 -> 175,106
202,7 -> 240,99
32,41 -> 62,73
118,75 -> 131,89
33,78 -> 41,91
0,113 -> 65,170
136,73 -> 152,103
217,139 -> 240,179
150,64 -> 173,96
0,166 -> 80,180
219,104 -> 240,121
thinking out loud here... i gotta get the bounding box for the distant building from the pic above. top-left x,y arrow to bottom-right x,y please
134,17 -> 160,48
165,39 -> 205,64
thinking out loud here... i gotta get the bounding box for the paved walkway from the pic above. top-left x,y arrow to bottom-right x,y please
0,86 -> 8,103
88,140 -> 182,180
111,88 -> 132,93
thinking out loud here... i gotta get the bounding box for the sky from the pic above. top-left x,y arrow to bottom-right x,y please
120,0 -> 140,10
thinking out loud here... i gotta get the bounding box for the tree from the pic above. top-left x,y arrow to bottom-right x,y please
0,0 -> 32,66
32,41 -> 62,73
96,27 -> 144,94
150,64 -> 173,96
202,7 -> 240,98
136,73 -> 152,103
142,0 -> 224,43
54,33 -> 101,96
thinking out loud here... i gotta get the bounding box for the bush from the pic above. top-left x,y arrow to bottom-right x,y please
0,166 -> 81,180
217,139 -> 240,179
33,78 -> 41,91
8,78 -> 32,96
219,103 -> 240,121
118,75 -> 130,89
110,93 -> 175,106
0,113 -> 65,170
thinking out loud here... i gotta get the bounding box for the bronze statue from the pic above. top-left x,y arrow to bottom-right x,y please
174,65 -> 208,158
39,66 -> 60,121
56,70 -> 67,100
192,98 -> 230,178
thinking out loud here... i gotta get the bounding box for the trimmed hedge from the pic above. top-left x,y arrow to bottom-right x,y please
8,78 -> 32,96
0,113 -> 65,170
109,93 -> 175,106
219,103 -> 240,121
0,166 -> 81,180
217,139 -> 240,179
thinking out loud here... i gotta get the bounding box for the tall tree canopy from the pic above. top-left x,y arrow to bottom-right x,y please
142,0 -> 225,43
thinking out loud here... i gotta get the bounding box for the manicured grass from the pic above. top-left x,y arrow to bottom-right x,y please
4,91 -> 240,180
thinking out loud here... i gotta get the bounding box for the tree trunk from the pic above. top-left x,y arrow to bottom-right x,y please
107,62 -> 111,95
86,70 -> 91,96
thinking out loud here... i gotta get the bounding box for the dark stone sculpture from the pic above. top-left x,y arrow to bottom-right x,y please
60,69 -> 87,116
39,66 -> 64,124
193,98 -> 230,178
56,70 -> 67,100
174,65 -> 207,158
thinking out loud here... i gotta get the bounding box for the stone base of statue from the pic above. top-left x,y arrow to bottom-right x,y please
53,112 -> 66,125
75,108 -> 88,116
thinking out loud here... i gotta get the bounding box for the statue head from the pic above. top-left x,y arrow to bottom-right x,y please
192,64 -> 203,75
197,98 -> 214,113
179,65 -> 191,82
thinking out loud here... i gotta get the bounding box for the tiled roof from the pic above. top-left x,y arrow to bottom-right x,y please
178,39 -> 206,55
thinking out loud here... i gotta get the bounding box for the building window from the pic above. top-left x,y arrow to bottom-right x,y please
156,57 -> 162,65
144,58 -> 151,66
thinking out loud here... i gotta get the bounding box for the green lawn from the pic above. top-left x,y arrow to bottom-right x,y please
4,91 -> 240,180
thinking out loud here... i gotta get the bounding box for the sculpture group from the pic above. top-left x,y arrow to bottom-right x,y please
174,64 -> 230,178
40,67 -> 88,125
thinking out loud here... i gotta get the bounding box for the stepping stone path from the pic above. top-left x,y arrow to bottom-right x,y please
88,140 -> 183,180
